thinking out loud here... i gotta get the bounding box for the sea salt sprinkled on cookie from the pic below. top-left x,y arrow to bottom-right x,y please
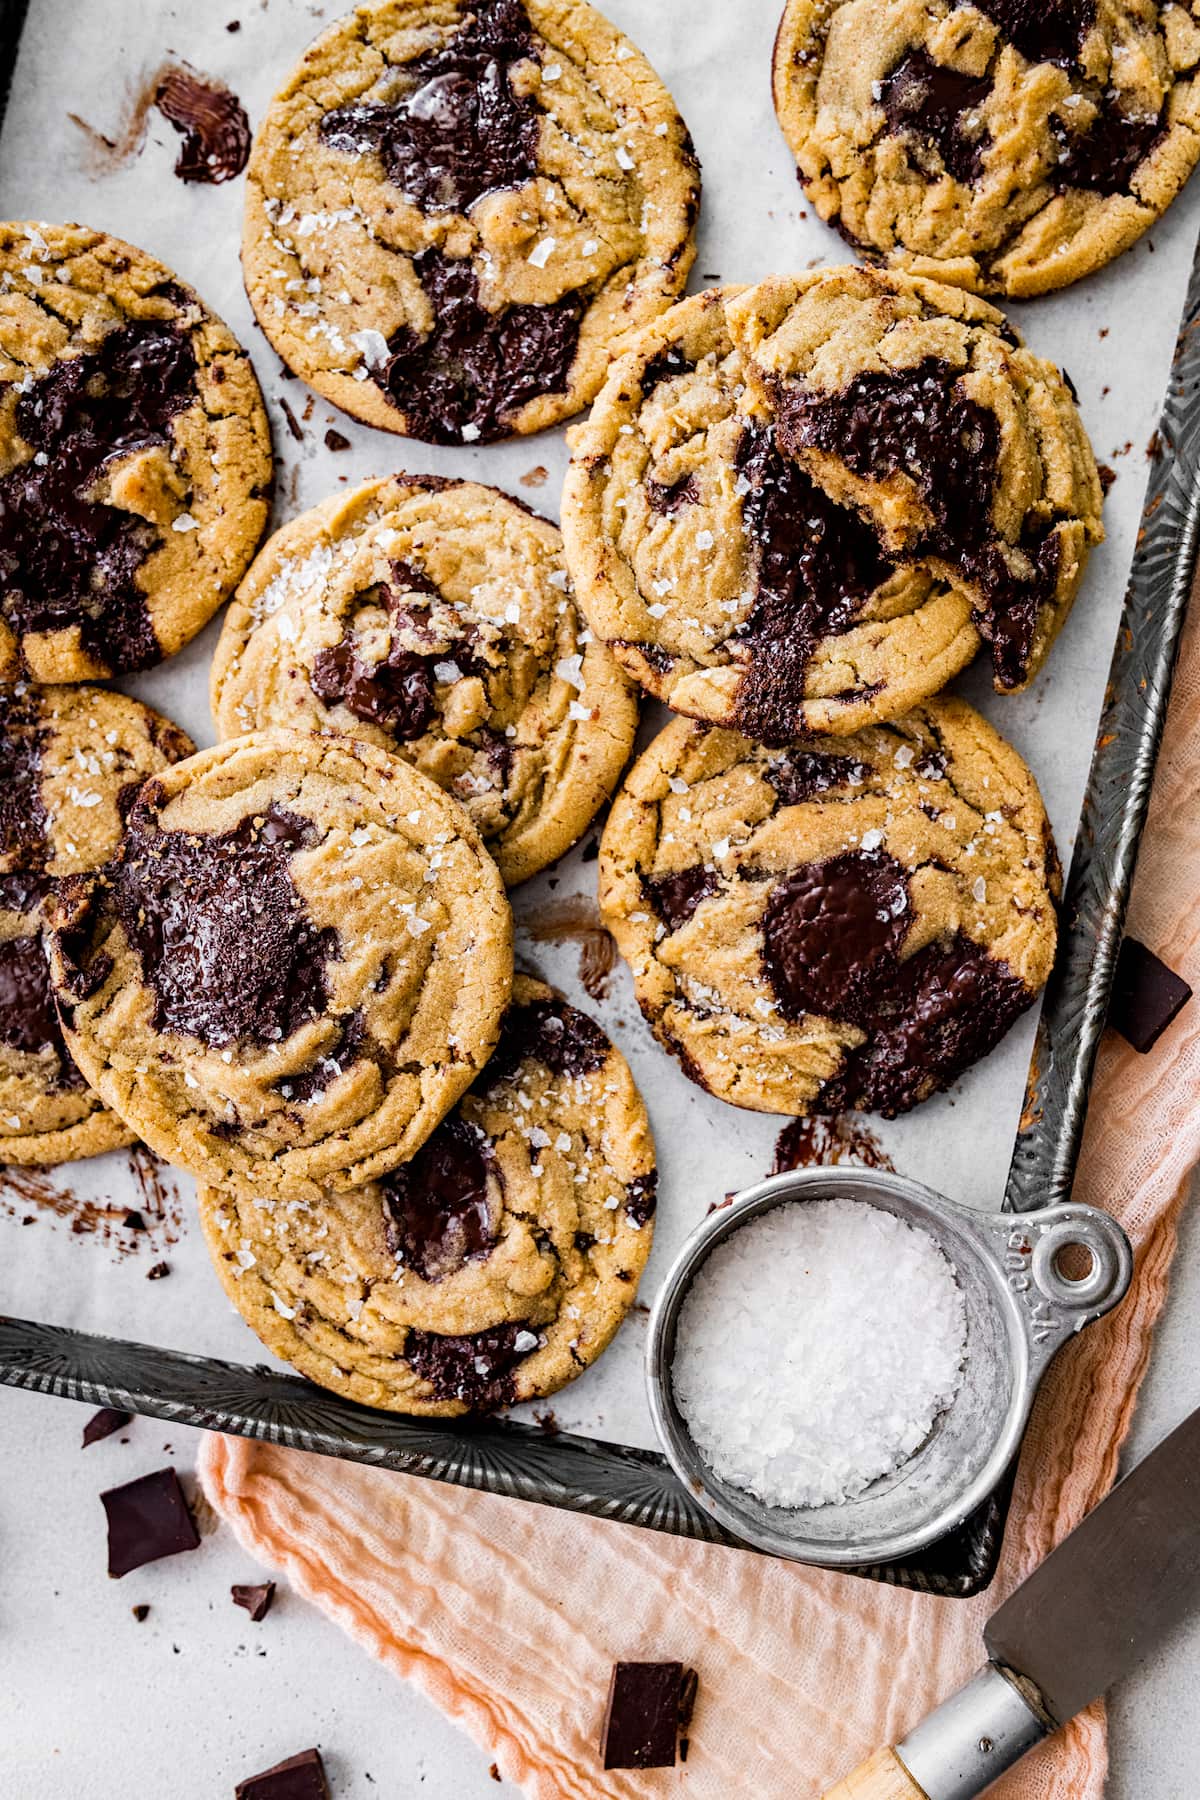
672,1199 -> 966,1509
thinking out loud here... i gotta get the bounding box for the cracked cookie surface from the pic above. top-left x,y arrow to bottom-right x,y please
198,975 -> 655,1414
211,475 -> 639,886
46,728 -> 513,1201
243,0 -> 700,443
0,684 -> 193,1163
0,223 -> 272,682
599,697 -> 1059,1117
563,270 -> 1102,741
773,0 -> 1200,296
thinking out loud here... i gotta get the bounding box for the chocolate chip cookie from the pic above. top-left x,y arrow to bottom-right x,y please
0,223 -> 272,683
243,0 -> 700,443
563,269 -> 1103,744
773,0 -> 1200,296
211,475 -> 639,886
1,684 -> 193,1164
46,729 -> 513,1201
599,698 -> 1059,1116
198,976 -> 656,1414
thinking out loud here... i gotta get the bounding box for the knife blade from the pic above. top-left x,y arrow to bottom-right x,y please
822,1404 -> 1200,1800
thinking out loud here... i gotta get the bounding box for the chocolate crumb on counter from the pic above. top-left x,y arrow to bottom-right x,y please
232,1581 -> 277,1622
1109,937 -> 1192,1053
146,1260 -> 170,1280
324,428 -> 351,451
235,1748 -> 331,1800
131,1603 -> 151,1622
101,1467 -> 200,1578
601,1660 -> 698,1769
82,1407 -> 132,1447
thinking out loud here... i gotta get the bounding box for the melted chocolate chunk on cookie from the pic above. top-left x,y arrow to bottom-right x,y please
405,1319 -> 537,1409
378,248 -> 583,443
766,750 -> 867,804
489,992 -> 610,1084
639,346 -> 697,397
278,1010 -> 366,1104
625,1170 -> 658,1226
381,1114 -> 499,1280
763,848 -> 1032,1114
0,931 -> 85,1086
733,425 -> 895,743
642,864 -> 719,933
646,473 -> 700,515
967,0 -> 1094,69
113,801 -> 337,1048
0,698 -> 47,870
309,560 -> 448,737
880,51 -> 991,184
0,320 -> 198,674
156,66 -> 251,184
772,358 -> 1055,687
319,0 -> 539,214
1051,95 -> 1165,195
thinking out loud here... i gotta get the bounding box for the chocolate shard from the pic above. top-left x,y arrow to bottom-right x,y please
131,1603 -> 151,1621
232,1580 -> 276,1622
235,1747 -> 331,1800
1108,937 -> 1192,1054
82,1407 -> 132,1447
601,1661 -> 696,1770
101,1467 -> 200,1578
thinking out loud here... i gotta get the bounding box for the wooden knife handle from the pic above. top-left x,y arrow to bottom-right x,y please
821,1747 -> 930,1799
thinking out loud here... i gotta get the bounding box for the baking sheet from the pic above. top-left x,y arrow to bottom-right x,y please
1,0 -> 1196,1457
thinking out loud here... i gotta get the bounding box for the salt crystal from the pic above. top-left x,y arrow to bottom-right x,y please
672,1199 -> 966,1510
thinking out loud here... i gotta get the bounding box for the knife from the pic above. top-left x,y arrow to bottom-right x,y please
821,1404 -> 1200,1799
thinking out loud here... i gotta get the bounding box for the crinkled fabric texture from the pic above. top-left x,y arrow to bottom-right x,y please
199,521 -> 1200,1799
773,0 -> 1200,296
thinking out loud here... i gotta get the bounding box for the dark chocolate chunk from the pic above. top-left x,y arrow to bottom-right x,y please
131,1603 -> 151,1621
601,1661 -> 695,1770
1051,96 -> 1165,196
880,50 -> 992,184
235,1748 -> 331,1800
381,1115 -> 499,1280
731,425 -> 894,743
323,428 -> 351,452
968,0 -> 1094,68
374,247 -> 583,444
405,1320 -> 538,1410
0,694 -> 48,868
0,932 -> 86,1088
487,992 -> 610,1085
624,1171 -> 657,1226
646,472 -> 700,515
232,1580 -> 276,1622
639,346 -> 696,397
641,865 -> 719,934
319,0 -> 539,214
82,1407 -> 132,1447
766,750 -> 867,805
111,799 -> 337,1049
146,1260 -> 170,1280
310,590 -> 436,740
155,66 -> 251,184
0,319 -> 198,675
101,1466 -> 200,1578
1108,936 -> 1192,1053
763,848 -> 1034,1114
276,1011 -> 366,1104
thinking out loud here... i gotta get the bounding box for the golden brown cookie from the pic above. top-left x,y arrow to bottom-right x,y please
242,0 -> 700,442
599,699 -> 1060,1116
1,684 -> 193,1163
46,729 -> 513,1201
563,269 -> 1103,743
772,0 -> 1200,296
198,975 -> 656,1415
0,223 -> 272,682
211,475 -> 639,886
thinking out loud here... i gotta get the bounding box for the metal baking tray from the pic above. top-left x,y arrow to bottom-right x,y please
0,0 -> 1196,1598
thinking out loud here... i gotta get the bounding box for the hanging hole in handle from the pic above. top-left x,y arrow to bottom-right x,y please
1053,1242 -> 1095,1283
1032,1219 -> 1124,1311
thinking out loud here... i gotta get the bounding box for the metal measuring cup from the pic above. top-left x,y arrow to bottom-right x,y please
645,1167 -> 1132,1568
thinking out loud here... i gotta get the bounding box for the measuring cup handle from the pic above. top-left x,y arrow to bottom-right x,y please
984,1202 -> 1133,1371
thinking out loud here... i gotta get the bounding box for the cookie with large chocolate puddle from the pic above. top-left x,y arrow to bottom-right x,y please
0,684 -> 193,1164
772,0 -> 1200,297
211,476 -> 638,886
0,223 -> 271,682
46,729 -> 513,1202
242,0 -> 699,441
599,698 -> 1059,1116
563,271 -> 1102,737
198,976 -> 655,1415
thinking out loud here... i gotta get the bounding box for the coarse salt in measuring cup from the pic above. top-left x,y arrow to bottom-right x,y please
671,1198 -> 968,1509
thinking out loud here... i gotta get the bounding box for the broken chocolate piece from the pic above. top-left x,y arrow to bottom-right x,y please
232,1581 -> 276,1622
82,1407 -> 132,1447
235,1748 -> 331,1800
131,1603 -> 151,1621
101,1466 -> 200,1578
601,1661 -> 696,1770
1108,936 -> 1192,1053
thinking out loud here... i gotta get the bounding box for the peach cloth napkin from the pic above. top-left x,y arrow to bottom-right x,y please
201,603 -> 1200,1798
